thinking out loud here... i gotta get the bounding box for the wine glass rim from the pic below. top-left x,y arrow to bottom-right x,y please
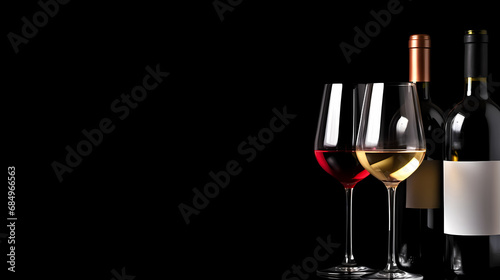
323,82 -> 415,86
323,82 -> 369,86
371,82 -> 416,86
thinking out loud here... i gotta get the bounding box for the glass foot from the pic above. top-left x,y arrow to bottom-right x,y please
360,269 -> 423,280
317,265 -> 375,279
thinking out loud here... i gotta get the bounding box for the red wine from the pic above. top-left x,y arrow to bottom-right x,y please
314,150 -> 369,188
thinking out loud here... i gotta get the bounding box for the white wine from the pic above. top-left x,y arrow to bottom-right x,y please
356,150 -> 425,183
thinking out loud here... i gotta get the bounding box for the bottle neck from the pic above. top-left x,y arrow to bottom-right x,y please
409,39 -> 430,101
463,31 -> 488,100
464,77 -> 489,100
415,81 -> 431,101
409,47 -> 430,83
464,42 -> 488,78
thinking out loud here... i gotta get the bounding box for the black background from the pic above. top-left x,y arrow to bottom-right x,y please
3,0 -> 499,279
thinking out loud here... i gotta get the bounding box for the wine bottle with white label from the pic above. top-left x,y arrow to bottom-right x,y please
444,30 -> 500,279
398,34 -> 445,278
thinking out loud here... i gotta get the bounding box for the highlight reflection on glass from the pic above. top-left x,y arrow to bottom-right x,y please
365,83 -> 384,147
324,84 -> 344,147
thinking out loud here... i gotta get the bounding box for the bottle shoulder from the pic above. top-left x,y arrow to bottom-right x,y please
445,98 -> 500,161
420,99 -> 445,113
420,100 -> 445,126
446,97 -> 500,122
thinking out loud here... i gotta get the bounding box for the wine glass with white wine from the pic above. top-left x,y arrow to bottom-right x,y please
356,83 -> 426,280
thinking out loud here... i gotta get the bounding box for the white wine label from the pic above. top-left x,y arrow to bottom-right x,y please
444,161 -> 500,235
406,160 -> 442,209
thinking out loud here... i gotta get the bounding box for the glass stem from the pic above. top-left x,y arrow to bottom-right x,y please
342,186 -> 357,266
384,184 -> 400,272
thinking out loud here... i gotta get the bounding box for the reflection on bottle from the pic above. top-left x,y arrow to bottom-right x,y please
490,236 -> 500,268
451,237 -> 464,275
398,243 -> 415,268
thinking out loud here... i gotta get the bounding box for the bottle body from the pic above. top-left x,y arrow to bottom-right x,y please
443,30 -> 500,279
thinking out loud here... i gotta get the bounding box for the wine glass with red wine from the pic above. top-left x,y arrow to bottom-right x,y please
314,83 -> 374,278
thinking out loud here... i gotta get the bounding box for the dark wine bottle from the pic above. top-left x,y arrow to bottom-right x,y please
443,30 -> 500,279
397,34 -> 446,279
